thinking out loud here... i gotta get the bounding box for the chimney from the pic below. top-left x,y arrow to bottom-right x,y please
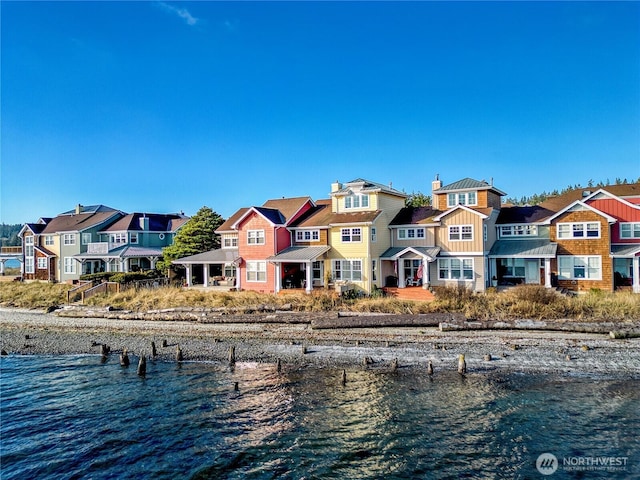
431,174 -> 442,209
331,180 -> 342,193
139,215 -> 149,230
75,204 -> 83,215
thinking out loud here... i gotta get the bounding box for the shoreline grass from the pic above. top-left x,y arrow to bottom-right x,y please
1,282 -> 639,322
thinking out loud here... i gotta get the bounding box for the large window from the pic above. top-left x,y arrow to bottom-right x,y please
223,236 -> 238,248
558,256 -> 601,280
63,234 -> 76,246
247,230 -> 265,245
25,258 -> 34,274
25,236 -> 34,257
557,222 -> 600,239
64,257 -> 76,274
620,223 -> 640,239
344,194 -> 369,209
447,192 -> 477,207
333,259 -> 362,282
109,233 -> 127,245
130,233 -> 138,244
448,225 -> 473,241
45,235 -> 54,246
500,258 -> 526,277
296,230 -> 320,242
82,233 -> 92,245
438,258 -> 474,280
37,257 -> 47,270
500,225 -> 538,237
397,228 -> 425,240
246,261 -> 266,282
341,228 -> 362,243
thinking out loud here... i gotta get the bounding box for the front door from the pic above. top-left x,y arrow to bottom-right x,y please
525,260 -> 539,284
312,261 -> 323,287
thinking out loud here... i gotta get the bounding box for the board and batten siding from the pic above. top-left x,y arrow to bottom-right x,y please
435,209 -> 485,253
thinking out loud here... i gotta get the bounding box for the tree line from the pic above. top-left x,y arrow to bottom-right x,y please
1,224 -> 22,247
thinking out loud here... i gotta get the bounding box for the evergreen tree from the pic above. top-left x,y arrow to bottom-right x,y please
405,191 -> 431,207
157,206 -> 224,273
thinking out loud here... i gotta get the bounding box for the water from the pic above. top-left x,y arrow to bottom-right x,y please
1,356 -> 638,479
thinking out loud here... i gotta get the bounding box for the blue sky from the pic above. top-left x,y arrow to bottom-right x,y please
2,1 -> 639,224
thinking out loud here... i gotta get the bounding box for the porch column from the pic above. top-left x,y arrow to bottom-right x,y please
274,263 -> 281,293
544,258 -> 552,288
423,259 -> 430,289
150,257 -> 157,270
490,258 -> 498,287
305,261 -> 312,293
0,260 -> 5,275
633,256 -> 640,294
185,265 -> 192,287
398,259 -> 406,288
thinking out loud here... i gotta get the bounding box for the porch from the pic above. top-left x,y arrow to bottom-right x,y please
267,246 -> 331,294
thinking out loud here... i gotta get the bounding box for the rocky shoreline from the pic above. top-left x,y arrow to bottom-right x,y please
1,307 -> 640,376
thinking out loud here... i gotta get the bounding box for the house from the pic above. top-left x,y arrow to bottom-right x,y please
386,176 -> 505,292
73,212 -> 189,275
21,205 -> 124,283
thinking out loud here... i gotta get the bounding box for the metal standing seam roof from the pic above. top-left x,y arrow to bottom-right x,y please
74,246 -> 164,259
266,246 -> 331,262
172,248 -> 239,264
434,177 -> 506,195
610,244 -> 640,257
332,178 -> 407,197
488,240 -> 558,258
380,246 -> 441,261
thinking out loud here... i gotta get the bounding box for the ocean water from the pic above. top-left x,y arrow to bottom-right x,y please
1,356 -> 638,479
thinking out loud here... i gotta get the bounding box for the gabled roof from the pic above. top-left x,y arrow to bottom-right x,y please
611,244 -> 640,257
59,204 -> 119,215
100,213 -> 189,233
262,196 -> 314,223
380,246 -> 441,261
292,201 -> 381,227
40,210 -> 123,234
289,200 -> 332,229
332,178 -> 407,198
216,208 -> 250,233
230,197 -> 312,229
496,205 -> 555,225
540,183 -> 640,212
19,223 -> 47,236
583,188 -> 640,211
390,206 -> 440,226
433,204 -> 489,221
434,177 -> 506,196
543,200 -> 617,224
35,246 -> 55,257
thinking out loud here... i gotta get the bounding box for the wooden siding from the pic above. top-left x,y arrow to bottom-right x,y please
428,255 -> 486,291
391,227 -> 437,248
550,210 -> 613,292
237,212 -> 278,293
292,229 -> 329,246
435,210 -> 485,253
587,197 -> 640,244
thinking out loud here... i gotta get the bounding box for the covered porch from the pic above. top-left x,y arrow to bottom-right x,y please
172,249 -> 239,288
611,245 -> 640,293
267,246 -> 331,294
75,246 -> 164,275
489,239 -> 558,288
380,246 -> 440,289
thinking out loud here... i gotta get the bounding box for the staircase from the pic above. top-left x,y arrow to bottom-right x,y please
383,286 -> 435,302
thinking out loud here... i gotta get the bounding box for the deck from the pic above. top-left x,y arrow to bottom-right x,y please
382,286 -> 435,302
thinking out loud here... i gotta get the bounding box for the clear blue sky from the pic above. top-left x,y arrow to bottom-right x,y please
2,1 -> 639,224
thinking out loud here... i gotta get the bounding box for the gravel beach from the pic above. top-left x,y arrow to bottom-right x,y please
2,307 -> 640,376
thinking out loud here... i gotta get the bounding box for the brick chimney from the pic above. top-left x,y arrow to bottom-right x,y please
431,175 -> 442,210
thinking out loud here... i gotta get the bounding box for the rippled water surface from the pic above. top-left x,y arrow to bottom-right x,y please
1,355 -> 639,479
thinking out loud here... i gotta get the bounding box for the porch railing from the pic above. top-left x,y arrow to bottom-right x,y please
67,280 -> 96,304
82,282 -> 120,303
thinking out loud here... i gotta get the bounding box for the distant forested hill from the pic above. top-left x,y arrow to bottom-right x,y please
1,224 -> 22,246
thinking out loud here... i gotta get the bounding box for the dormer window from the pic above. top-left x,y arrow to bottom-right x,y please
344,194 -> 369,209
447,192 -> 477,207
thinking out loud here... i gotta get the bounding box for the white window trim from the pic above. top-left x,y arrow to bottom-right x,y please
223,236 -> 238,248
247,230 -> 265,245
246,261 -> 267,282
25,258 -> 35,274
45,235 -> 54,246
557,222 -> 601,239
82,233 -> 92,245
341,227 -> 362,243
333,259 -> 363,282
448,225 -> 473,241
438,257 -> 474,281
447,192 -> 477,208
620,222 -> 640,239
63,257 -> 76,274
344,193 -> 370,210
558,255 -> 602,280
130,233 -> 139,244
371,227 -> 377,243
37,257 -> 47,269
500,225 -> 538,237
296,230 -> 320,242
63,233 -> 76,246
397,227 -> 425,240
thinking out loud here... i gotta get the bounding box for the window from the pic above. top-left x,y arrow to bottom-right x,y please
224,265 -> 237,278
45,235 -> 54,246
447,192 -> 477,207
223,237 -> 238,248
25,258 -> 34,274
558,256 -> 601,280
344,194 -> 369,209
620,223 -> 640,239
109,233 -> 127,245
341,228 -> 362,243
25,236 -> 34,257
63,234 -> 76,246
247,230 -> 265,245
333,259 -> 362,282
557,222 -> 600,239
64,257 -> 76,274
372,259 -> 377,281
82,233 -> 92,245
246,261 -> 266,282
438,258 -> 474,280
296,230 -> 320,242
449,225 -> 473,241
371,227 -> 377,243
130,233 -> 138,244
37,257 -> 47,269
500,225 -> 538,237
500,258 -> 526,277
398,228 -> 425,240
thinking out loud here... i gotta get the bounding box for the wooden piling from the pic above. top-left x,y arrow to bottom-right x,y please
162,339 -> 168,347
137,355 -> 146,376
276,358 -> 282,373
100,344 -> 110,356
151,341 -> 157,357
233,382 -> 239,391
1,349 -> 8,356
340,369 -> 347,385
391,358 -> 398,372
427,360 -> 434,375
228,345 -> 236,365
301,345 -> 307,355
120,348 -> 130,367
484,354 -> 492,362
458,354 -> 467,375
176,346 -> 183,362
